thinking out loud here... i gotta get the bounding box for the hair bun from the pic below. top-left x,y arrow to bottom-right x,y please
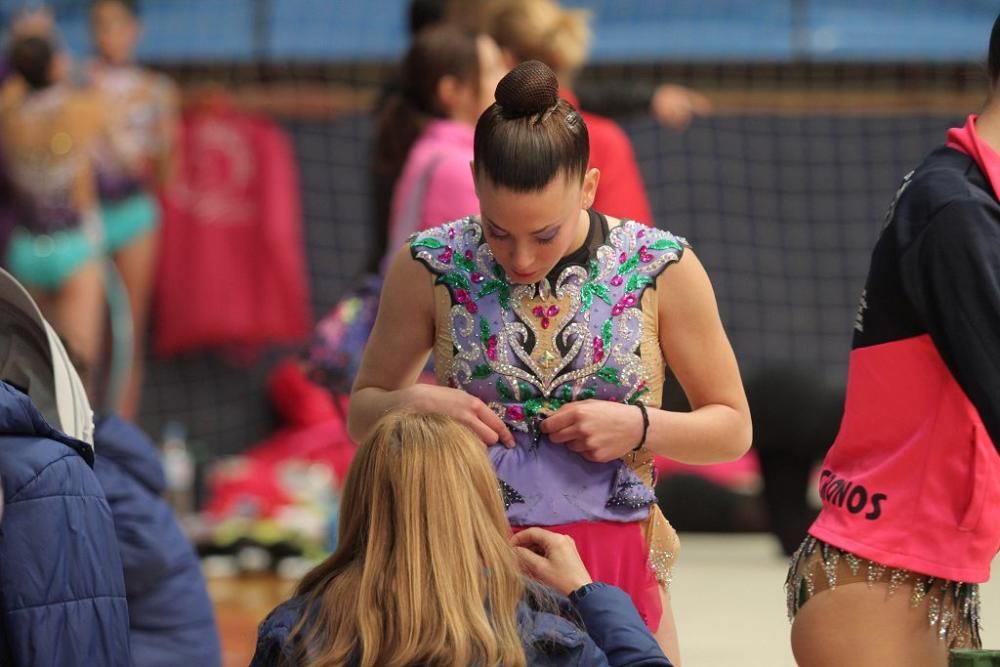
494,60 -> 560,117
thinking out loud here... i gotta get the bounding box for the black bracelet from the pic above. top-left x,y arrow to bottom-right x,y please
632,403 -> 649,451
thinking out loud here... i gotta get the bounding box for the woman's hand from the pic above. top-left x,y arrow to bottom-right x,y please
403,384 -> 515,448
511,528 -> 593,597
651,84 -> 712,130
540,400 -> 644,462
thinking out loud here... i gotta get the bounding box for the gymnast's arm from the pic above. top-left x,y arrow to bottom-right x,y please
348,245 -> 514,447
649,250 -> 753,463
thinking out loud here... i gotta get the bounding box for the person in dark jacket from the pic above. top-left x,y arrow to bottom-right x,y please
787,14 -> 1000,666
0,267 -> 132,666
251,411 -> 671,667
93,413 -> 222,667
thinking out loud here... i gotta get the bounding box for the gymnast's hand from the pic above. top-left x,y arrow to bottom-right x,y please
402,384 -> 516,448
541,400 -> 644,462
511,528 -> 593,597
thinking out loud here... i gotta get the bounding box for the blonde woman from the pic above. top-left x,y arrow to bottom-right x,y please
447,0 -> 711,130
251,410 -> 671,666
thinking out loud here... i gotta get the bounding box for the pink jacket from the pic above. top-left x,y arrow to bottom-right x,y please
387,119 -> 478,255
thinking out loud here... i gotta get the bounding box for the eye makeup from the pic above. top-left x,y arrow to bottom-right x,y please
534,226 -> 560,244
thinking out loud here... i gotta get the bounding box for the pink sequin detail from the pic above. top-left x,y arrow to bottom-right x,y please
532,305 -> 551,329
506,405 -> 525,421
593,337 -> 605,363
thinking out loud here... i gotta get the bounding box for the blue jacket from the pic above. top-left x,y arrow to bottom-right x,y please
251,582 -> 671,666
93,415 -> 222,667
0,382 -> 131,666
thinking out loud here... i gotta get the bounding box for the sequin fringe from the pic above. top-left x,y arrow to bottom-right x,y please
785,536 -> 982,649
643,504 -> 679,589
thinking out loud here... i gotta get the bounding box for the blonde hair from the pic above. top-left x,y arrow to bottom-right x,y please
287,410 -> 528,667
487,0 -> 592,78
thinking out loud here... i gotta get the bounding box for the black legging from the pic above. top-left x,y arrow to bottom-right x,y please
746,364 -> 844,555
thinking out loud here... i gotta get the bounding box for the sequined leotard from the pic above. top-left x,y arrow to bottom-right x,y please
411,211 -> 687,627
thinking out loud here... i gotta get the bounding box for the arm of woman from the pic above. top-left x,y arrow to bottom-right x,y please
543,250 -> 751,464
900,199 -> 1000,455
646,248 -> 752,463
568,584 -> 673,667
348,246 -> 515,447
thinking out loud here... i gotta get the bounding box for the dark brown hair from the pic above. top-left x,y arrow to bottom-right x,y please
473,60 -> 588,191
374,24 -> 482,189
408,0 -> 448,36
9,35 -> 53,90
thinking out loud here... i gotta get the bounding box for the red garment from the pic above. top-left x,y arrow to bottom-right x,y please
655,449 -> 760,488
154,103 -> 310,356
809,336 -> 1000,583
267,359 -> 342,428
205,362 -> 356,520
204,456 -> 292,520
563,90 -> 654,226
512,520 -> 662,631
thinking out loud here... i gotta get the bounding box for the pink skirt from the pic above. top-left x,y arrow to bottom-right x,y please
513,520 -> 663,631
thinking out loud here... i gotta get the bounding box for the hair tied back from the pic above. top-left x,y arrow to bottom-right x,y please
494,60 -> 560,118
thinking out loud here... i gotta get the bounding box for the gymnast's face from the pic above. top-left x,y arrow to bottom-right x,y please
91,1 -> 140,65
474,168 -> 599,285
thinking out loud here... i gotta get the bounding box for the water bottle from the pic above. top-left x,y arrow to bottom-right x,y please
161,421 -> 195,518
